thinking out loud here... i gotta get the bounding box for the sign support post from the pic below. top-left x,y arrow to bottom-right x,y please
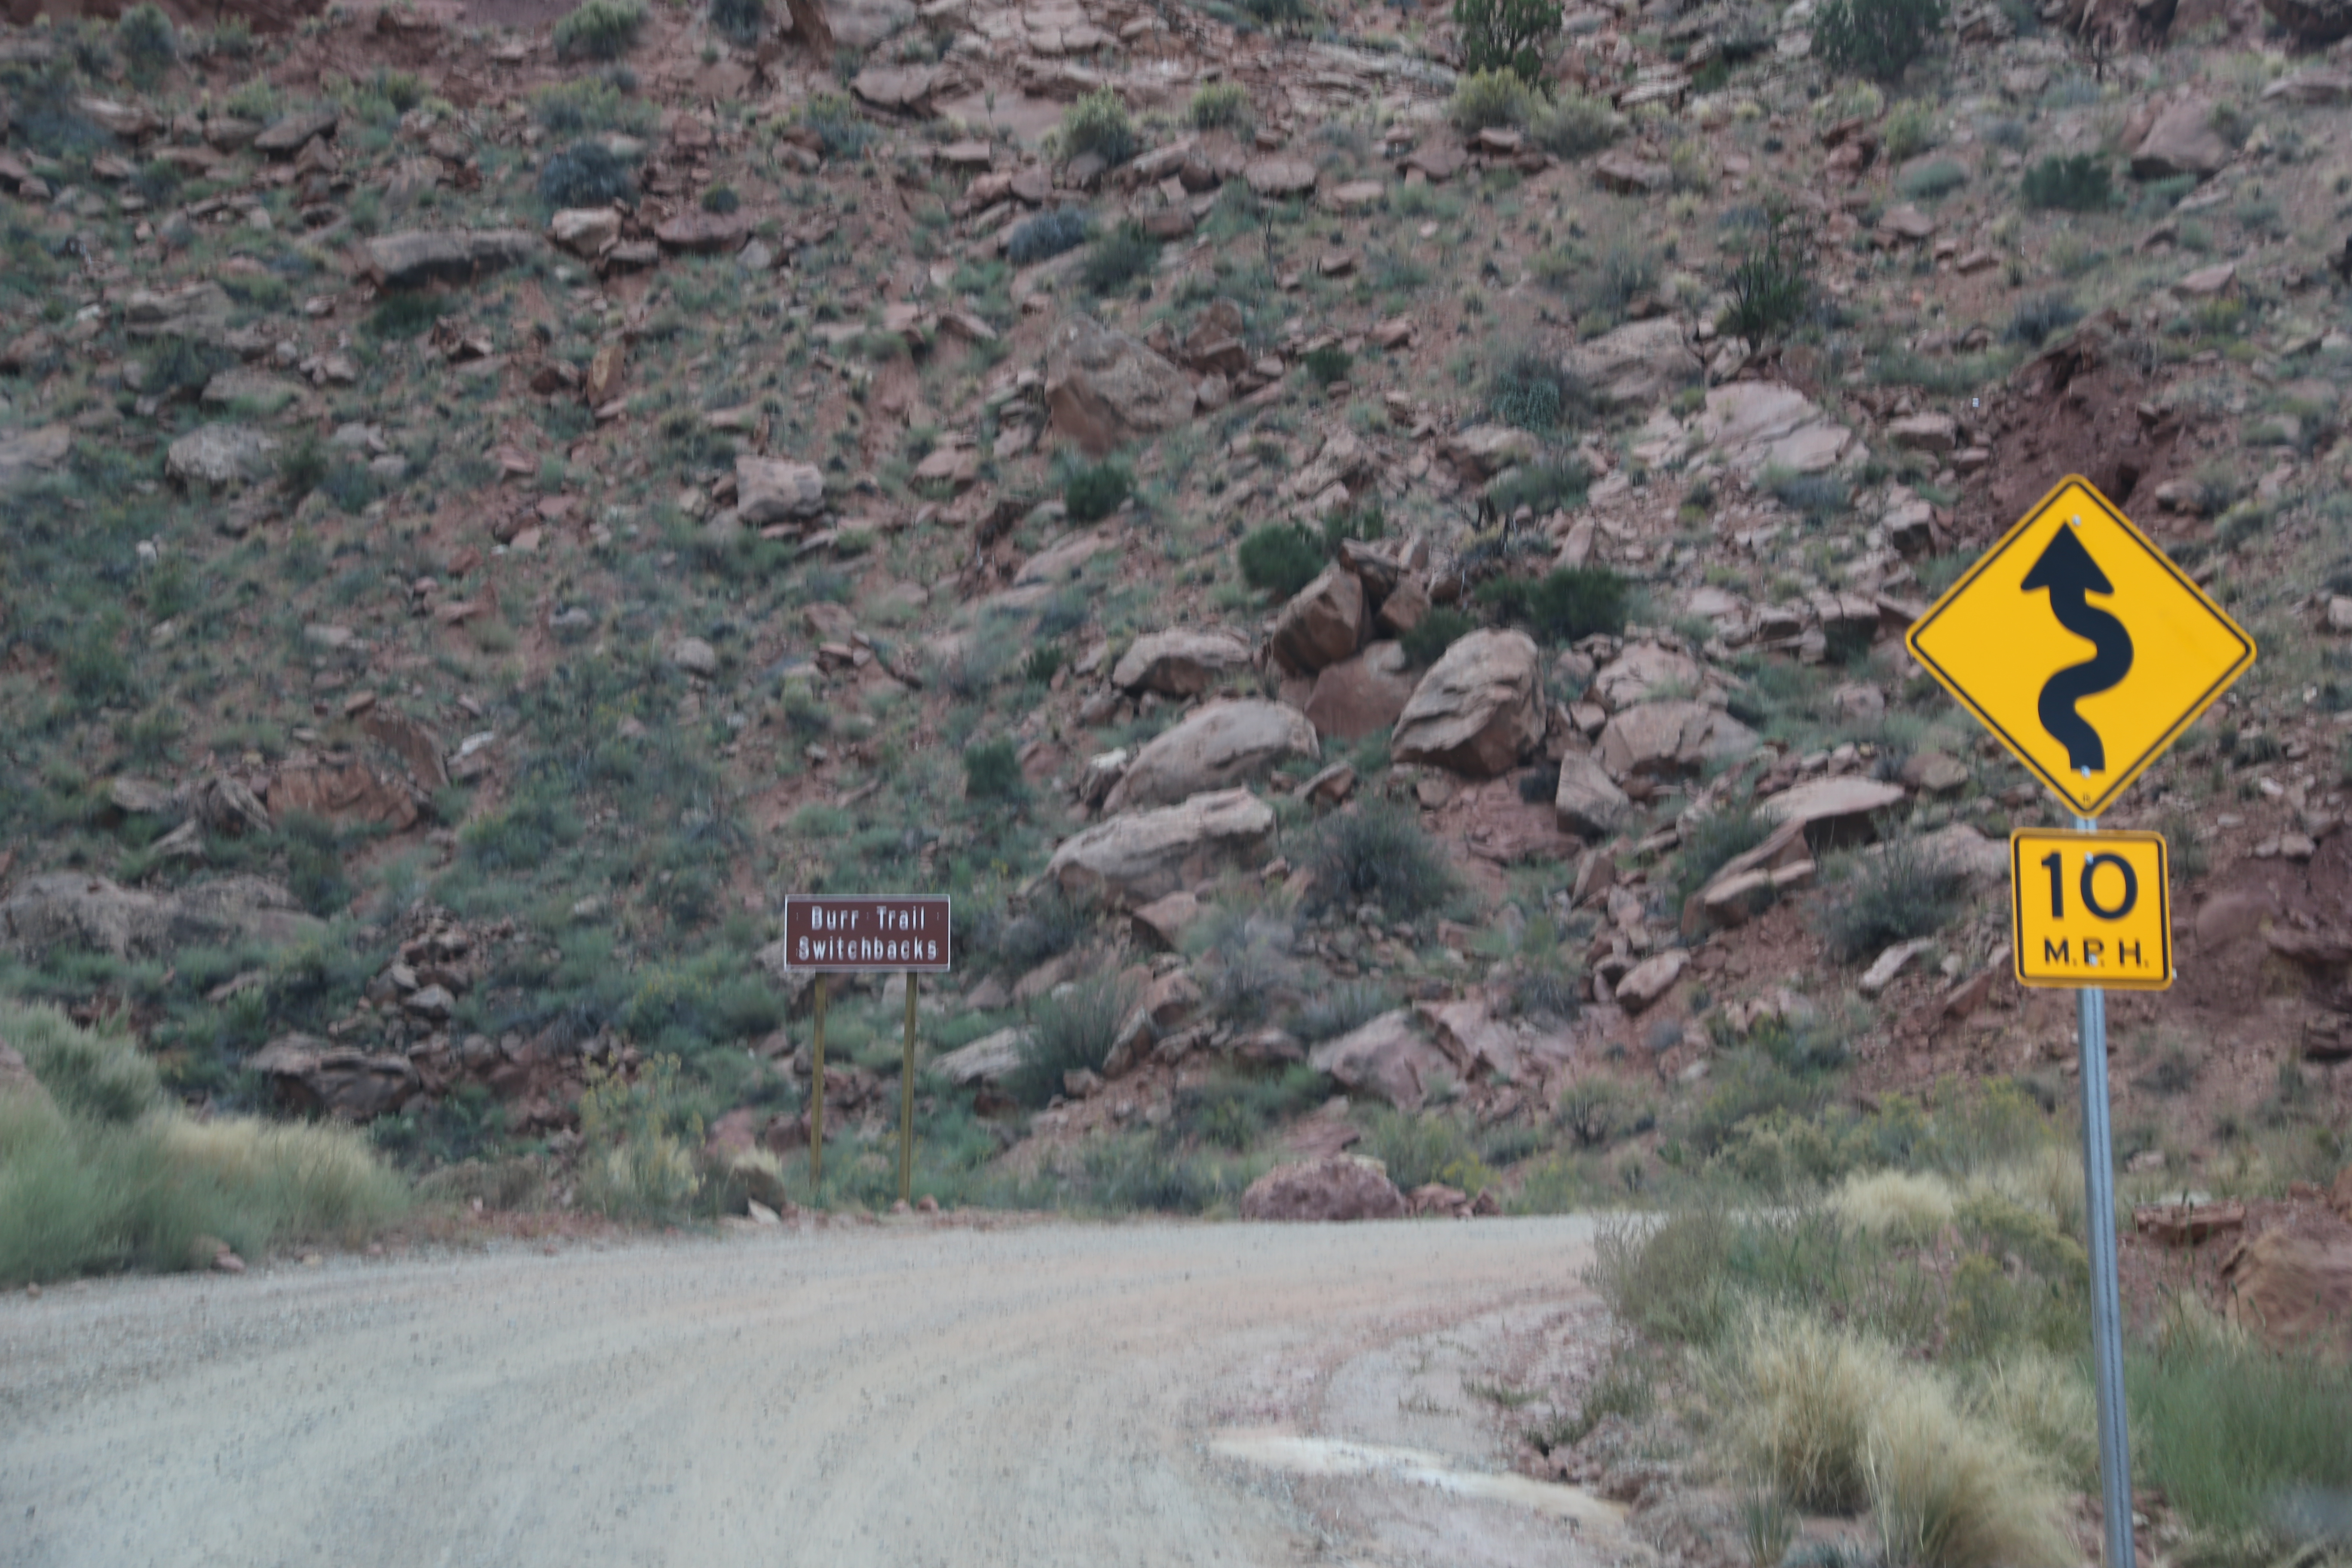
1905,476 -> 2256,1568
899,973 -> 918,1207
2073,819 -> 2135,1568
809,974 -> 827,1200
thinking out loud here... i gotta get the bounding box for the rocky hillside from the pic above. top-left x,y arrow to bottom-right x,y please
0,0 -> 2345,1228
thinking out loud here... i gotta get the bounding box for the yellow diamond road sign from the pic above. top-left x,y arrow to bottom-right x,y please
1906,475 -> 2255,818
2009,829 -> 2174,991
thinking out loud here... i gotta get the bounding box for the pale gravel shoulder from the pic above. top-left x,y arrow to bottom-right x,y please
0,1215 -> 1608,1568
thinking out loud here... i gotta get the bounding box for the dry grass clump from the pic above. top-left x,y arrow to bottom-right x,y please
1965,1144 -> 2086,1238
1964,1348 -> 2098,1486
1866,1378 -> 2075,1568
1833,1169 -> 1956,1243
1717,1308 -> 1899,1513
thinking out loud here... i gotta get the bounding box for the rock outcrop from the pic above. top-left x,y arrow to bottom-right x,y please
1390,630 -> 1544,777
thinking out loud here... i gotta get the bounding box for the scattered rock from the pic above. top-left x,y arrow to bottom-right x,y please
2223,1228 -> 2352,1356
1554,750 -> 1631,837
1596,700 -> 1759,780
1390,629 -> 1545,778
1859,938 -> 1934,996
1308,1010 -> 1456,1110
1044,315 -> 1196,455
1238,1155 -> 1407,1221
1614,949 -> 1688,1011
1560,318 -> 1703,411
366,229 -> 538,289
1,873 -> 322,960
1271,566 -> 1366,675
670,637 -> 720,676
1755,775 -> 1907,845
166,424 -> 279,489
1111,629 -> 1253,695
2132,96 -> 2230,181
735,456 -> 826,524
1102,700 -> 1320,813
1044,788 -> 1276,906
248,1034 -> 420,1121
932,1026 -> 1029,1087
1243,156 -> 1319,197
1304,643 -> 1417,741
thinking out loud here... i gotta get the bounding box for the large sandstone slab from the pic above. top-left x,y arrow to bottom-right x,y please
1271,567 -> 1365,675
1045,315 -> 1194,455
1694,382 -> 1854,473
248,1034 -> 419,1121
1596,700 -> 1758,780
1755,776 -> 1907,845
0,873 -> 322,960
1112,629 -> 1253,695
1307,1010 -> 1455,1110
366,229 -> 539,289
1390,629 -> 1544,778
1561,317 -> 1703,411
2132,95 -> 2229,181
1102,700 -> 1319,813
1044,788 -> 1275,906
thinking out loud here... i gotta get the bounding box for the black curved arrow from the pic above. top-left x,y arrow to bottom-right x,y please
2021,525 -> 2133,774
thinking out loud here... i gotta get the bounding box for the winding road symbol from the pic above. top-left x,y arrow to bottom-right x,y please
2021,523 -> 2133,775
1902,474 -> 2254,818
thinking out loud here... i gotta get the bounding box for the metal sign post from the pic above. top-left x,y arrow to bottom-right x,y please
1904,475 -> 2258,1568
2072,817 -> 2134,1568
779,895 -> 952,1213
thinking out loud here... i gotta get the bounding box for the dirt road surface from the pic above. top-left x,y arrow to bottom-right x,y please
0,1216 -> 1621,1568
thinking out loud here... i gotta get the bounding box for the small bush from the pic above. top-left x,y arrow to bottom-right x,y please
1455,0 -> 1562,81
1190,81 -> 1250,130
1588,1207 -> 1734,1343
1722,215 -> 1811,344
1882,102 -> 1938,163
710,0 -> 765,45
554,0 -> 646,60
1556,1078 -> 1625,1148
1724,1308 -> 1899,1512
539,139 -> 637,208
799,92 -> 874,158
1061,87 -> 1138,166
1306,801 -> 1459,919
1011,977 -> 1130,1106
1486,459 -> 1591,517
985,885 -> 1092,971
278,430 -> 330,498
1361,1107 -> 1491,1191
532,77 -> 651,136
1764,467 -> 1849,523
1294,980 -> 1393,1043
1449,67 -> 1540,132
1675,807 -> 1774,902
1400,605 -> 1475,667
2130,1336 -> 2352,1538
1238,522 -> 1325,600
700,184 -> 740,214
1303,343 -> 1352,386
1005,207 -> 1090,266
115,2 -> 175,84
2020,153 -> 2110,211
577,1056 -> 701,1220
1063,459 -> 1132,523
1079,1134 -> 1239,1212
2003,293 -> 2081,349
1081,221 -> 1159,295
5,1004 -> 159,1125
963,737 -> 1023,799
1488,348 -> 1580,434
1896,157 -> 1968,201
1834,1168 -> 1956,1243
1819,836 -> 1970,962
1528,89 -> 1623,157
1475,566 -> 1629,643
1813,0 -> 1945,81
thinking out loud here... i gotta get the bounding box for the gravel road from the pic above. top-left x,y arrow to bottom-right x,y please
0,1216 -> 1606,1568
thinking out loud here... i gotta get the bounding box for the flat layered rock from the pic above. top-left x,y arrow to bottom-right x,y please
1102,700 -> 1319,813
367,229 -> 538,289
1307,1010 -> 1454,1111
1596,700 -> 1759,779
1111,629 -> 1253,696
1044,787 -> 1275,906
1756,775 -> 1907,843
1560,318 -> 1702,411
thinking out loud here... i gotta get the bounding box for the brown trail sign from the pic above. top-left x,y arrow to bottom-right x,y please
780,896 -> 952,1204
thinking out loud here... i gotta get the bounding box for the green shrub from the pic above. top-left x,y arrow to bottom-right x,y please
1011,977 -> 1130,1107
1238,522 -> 1325,599
1813,0 -> 1945,81
1300,342 -> 1350,386
1487,348 -> 1580,433
577,1055 -> 701,1220
799,92 -> 874,158
2020,153 -> 2110,211
2003,293 -> 2080,348
1006,207 -> 1089,265
1819,836 -> 1970,962
710,0 -> 765,44
554,0 -> 646,60
982,885 -> 1091,971
700,183 -> 740,214
1528,89 -> 1623,157
115,2 -> 175,84
1063,459 -> 1132,523
1361,1107 -> 1491,1191
1486,458 -> 1592,517
2129,1338 -> 2352,1538
1294,980 -> 1393,1043
1455,0 -> 1562,81
1764,467 -> 1850,523
532,77 -> 652,135
278,430 -> 330,498
363,291 -> 447,340
1882,101 -> 1937,163
1475,565 -> 1628,643
963,737 -> 1023,799
1449,67 -> 1539,132
1061,87 -> 1138,165
539,139 -> 637,207
1400,604 -> 1475,667
1306,800 -> 1459,918
1897,157 -> 1968,201
1676,807 -> 1774,902
1587,1207 -> 1735,1343
1722,215 -> 1811,344
1078,1133 -> 1240,1212
1081,220 -> 1159,294
1190,81 -> 1250,129
4,1004 -> 159,1125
